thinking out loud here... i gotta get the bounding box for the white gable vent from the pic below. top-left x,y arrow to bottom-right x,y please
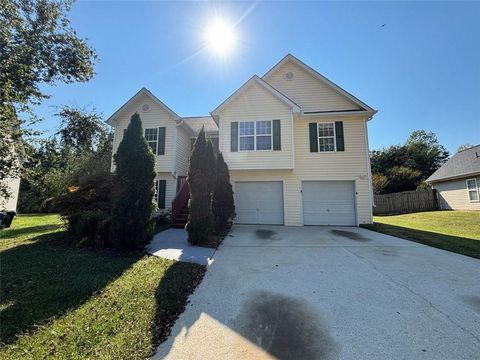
141,103 -> 150,112
284,71 -> 294,80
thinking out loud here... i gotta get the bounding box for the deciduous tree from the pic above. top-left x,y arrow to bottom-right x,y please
0,0 -> 97,202
370,130 -> 449,193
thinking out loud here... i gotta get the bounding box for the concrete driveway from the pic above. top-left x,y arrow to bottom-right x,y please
154,225 -> 480,360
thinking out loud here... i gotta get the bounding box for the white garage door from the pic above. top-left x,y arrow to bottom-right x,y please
302,181 -> 356,226
234,181 -> 284,225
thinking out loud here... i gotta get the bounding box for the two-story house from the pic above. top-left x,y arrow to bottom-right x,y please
107,54 -> 376,226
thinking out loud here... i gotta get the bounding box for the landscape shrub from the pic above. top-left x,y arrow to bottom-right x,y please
66,210 -> 111,247
110,113 -> 156,250
186,128 -> 216,246
52,172 -> 114,246
153,210 -> 171,227
212,152 -> 235,233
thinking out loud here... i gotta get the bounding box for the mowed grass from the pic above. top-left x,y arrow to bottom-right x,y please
362,211 -> 480,259
0,214 -> 205,359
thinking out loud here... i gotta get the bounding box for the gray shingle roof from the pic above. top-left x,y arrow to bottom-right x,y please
427,145 -> 480,183
181,116 -> 218,134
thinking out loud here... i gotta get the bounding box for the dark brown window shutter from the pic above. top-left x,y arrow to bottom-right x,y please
309,123 -> 318,152
157,180 -> 166,209
272,120 -> 281,150
335,121 -> 345,151
157,127 -> 166,155
231,122 -> 238,152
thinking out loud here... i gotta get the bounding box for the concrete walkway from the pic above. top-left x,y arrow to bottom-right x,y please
147,228 -> 215,265
154,225 -> 480,360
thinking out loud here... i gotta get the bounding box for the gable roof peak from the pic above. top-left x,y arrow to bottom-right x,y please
210,75 -> 301,119
106,87 -> 179,125
262,54 -> 376,113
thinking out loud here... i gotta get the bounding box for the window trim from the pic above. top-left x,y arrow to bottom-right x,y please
466,178 -> 479,202
144,128 -> 159,154
317,122 -> 337,153
238,120 -> 273,152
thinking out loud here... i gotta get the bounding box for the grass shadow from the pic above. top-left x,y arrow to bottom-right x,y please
0,232 -> 141,345
362,223 -> 480,259
0,224 -> 63,240
149,261 -> 206,356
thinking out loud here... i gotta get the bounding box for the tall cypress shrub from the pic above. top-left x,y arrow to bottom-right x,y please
110,113 -> 155,249
212,152 -> 235,233
206,139 -> 217,196
186,127 -> 215,245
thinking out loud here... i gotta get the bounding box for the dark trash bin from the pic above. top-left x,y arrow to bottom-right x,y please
0,211 -> 16,229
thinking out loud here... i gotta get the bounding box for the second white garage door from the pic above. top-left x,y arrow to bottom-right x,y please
234,181 -> 284,225
302,181 -> 356,226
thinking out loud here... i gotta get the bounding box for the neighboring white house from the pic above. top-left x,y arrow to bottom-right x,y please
0,178 -> 21,212
427,145 -> 480,211
107,54 -> 377,226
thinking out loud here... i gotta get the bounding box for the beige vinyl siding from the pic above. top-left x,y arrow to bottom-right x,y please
293,115 -> 372,224
155,172 -> 176,211
111,93 -> 176,173
264,60 -> 360,112
175,126 -> 192,177
433,177 -> 480,211
230,117 -> 372,226
218,81 -> 294,170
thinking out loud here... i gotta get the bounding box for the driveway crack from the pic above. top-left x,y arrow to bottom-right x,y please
342,246 -> 480,346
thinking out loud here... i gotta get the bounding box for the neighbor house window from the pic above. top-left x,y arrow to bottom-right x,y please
466,178 -> 479,202
144,128 -> 158,153
317,122 -> 336,152
239,120 -> 272,151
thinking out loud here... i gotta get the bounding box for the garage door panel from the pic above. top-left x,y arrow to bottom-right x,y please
302,181 -> 356,226
234,181 -> 284,225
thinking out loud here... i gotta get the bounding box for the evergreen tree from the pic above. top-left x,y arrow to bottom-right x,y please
186,127 -> 215,245
110,113 -> 155,249
212,152 -> 235,233
206,139 -> 217,197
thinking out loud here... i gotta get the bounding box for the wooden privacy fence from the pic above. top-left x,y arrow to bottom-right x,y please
373,189 -> 438,216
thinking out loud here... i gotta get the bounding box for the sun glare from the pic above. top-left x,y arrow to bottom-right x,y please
204,18 -> 236,56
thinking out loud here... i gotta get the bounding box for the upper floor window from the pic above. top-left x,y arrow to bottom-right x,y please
466,178 -> 479,202
144,128 -> 158,153
317,123 -> 336,152
239,120 -> 272,151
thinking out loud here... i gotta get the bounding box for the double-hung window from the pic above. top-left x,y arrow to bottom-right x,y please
466,178 -> 479,202
239,120 -> 272,151
144,128 -> 158,154
317,123 -> 336,152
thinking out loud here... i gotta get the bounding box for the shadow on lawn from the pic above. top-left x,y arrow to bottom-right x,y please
362,223 -> 480,259
0,224 -> 62,239
0,232 -> 141,345
149,261 -> 206,356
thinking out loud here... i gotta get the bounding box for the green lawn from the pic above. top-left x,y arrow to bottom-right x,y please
0,214 -> 205,359
362,211 -> 480,259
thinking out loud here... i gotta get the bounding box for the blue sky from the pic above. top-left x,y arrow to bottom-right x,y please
36,1 -> 480,153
